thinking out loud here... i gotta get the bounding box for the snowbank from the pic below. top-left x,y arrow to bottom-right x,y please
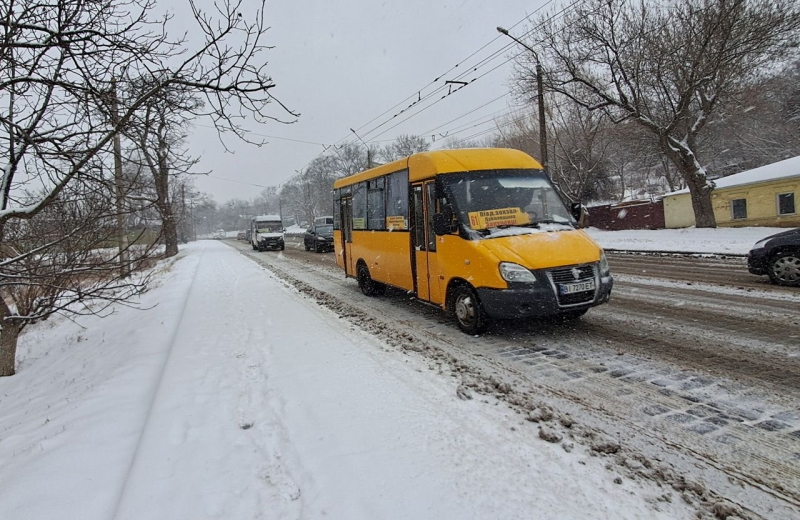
585,226 -> 787,255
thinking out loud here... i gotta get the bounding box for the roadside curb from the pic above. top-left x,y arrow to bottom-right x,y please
604,248 -> 747,258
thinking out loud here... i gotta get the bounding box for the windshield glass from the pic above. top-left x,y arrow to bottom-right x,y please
256,223 -> 282,233
315,225 -> 333,235
440,169 -> 574,234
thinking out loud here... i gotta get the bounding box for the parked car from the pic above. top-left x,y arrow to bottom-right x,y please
747,227 -> 800,286
304,224 -> 334,252
237,231 -> 246,240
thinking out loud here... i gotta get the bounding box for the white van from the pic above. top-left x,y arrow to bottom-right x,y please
250,215 -> 284,251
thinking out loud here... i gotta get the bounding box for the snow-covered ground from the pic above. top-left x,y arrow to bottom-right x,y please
0,241 -> 693,520
585,226 -> 788,254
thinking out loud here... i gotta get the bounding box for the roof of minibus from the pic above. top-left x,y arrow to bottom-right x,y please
332,148 -> 542,188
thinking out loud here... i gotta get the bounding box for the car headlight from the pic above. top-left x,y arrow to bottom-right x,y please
752,238 -> 769,250
499,262 -> 536,284
599,250 -> 610,275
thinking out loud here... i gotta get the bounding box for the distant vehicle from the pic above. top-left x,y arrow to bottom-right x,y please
332,148 -> 611,334
304,224 -> 334,253
314,216 -> 334,225
237,231 -> 246,240
250,215 -> 284,251
214,229 -> 225,239
245,229 -> 251,242
747,228 -> 800,286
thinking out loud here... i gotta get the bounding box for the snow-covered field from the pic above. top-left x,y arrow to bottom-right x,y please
0,241 -> 693,520
585,226 -> 788,255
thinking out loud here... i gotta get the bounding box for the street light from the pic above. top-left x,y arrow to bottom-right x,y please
350,128 -> 373,168
497,26 -> 548,171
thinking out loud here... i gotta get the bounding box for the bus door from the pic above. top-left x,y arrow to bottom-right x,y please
411,181 -> 443,304
340,196 -> 354,276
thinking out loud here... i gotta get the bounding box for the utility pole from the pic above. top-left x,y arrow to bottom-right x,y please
350,128 -> 372,169
110,77 -> 130,277
497,27 -> 548,171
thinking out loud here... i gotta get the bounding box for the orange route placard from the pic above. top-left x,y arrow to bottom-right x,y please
467,207 -> 530,229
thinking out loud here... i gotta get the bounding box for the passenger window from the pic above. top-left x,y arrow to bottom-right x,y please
367,178 -> 386,230
386,170 -> 409,230
426,183 -> 437,252
352,182 -> 367,229
413,185 -> 426,251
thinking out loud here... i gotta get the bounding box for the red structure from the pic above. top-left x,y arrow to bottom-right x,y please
587,200 -> 665,230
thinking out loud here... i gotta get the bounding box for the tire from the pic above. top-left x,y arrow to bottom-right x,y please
768,250 -> 800,286
280,242 -> 285,251
315,240 -> 322,253
304,241 -> 310,251
357,264 -> 385,296
449,285 -> 488,335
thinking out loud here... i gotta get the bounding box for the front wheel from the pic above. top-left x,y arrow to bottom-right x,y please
768,251 -> 800,286
280,242 -> 285,251
357,264 -> 385,296
450,285 -> 488,335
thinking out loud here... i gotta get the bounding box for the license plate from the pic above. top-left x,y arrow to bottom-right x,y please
559,280 -> 596,295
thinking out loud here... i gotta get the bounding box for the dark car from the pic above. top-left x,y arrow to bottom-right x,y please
304,224 -> 334,252
747,227 -> 800,286
237,231 -> 246,240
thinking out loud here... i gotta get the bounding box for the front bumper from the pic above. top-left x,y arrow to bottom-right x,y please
259,238 -> 284,249
476,270 -> 613,319
747,248 -> 768,275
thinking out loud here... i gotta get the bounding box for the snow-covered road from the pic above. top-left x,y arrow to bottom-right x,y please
0,241 -> 695,519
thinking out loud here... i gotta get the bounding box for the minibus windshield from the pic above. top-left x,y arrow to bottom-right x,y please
256,223 -> 282,233
441,169 -> 575,236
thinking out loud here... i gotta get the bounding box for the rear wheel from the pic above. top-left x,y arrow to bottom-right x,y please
357,264 -> 385,296
768,251 -> 800,286
450,285 -> 488,335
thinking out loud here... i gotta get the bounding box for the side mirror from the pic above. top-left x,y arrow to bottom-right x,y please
570,202 -> 587,228
434,205 -> 457,235
433,214 -> 448,236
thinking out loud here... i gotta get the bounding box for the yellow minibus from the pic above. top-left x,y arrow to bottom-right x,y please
332,148 -> 613,333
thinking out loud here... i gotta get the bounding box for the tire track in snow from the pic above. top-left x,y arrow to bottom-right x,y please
107,246 -> 206,520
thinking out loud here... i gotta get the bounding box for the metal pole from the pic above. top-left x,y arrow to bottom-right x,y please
535,61 -> 548,170
110,77 -> 130,277
350,128 -> 372,168
497,27 -> 548,170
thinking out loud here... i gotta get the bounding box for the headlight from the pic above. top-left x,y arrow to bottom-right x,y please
752,238 -> 769,250
499,262 -> 536,283
599,250 -> 610,275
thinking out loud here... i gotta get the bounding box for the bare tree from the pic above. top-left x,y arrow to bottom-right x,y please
378,134 -> 430,163
0,0 -> 296,376
514,0 -> 800,227
126,81 -> 202,257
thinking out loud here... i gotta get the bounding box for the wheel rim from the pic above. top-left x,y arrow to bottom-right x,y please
454,293 -> 475,326
772,255 -> 800,283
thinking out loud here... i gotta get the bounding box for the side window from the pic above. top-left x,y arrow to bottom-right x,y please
352,182 -> 367,229
778,192 -> 796,215
426,182 -> 437,252
333,189 -> 341,230
386,170 -> 409,230
367,177 -> 386,230
412,185 -> 426,251
731,198 -> 747,220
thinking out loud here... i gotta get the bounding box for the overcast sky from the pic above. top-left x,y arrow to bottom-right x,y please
179,0 -> 550,203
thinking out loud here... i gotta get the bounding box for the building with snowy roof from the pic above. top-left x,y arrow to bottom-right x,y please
662,156 -> 800,228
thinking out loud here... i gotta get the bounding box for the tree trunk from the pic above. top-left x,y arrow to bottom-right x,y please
685,179 -> 717,228
160,202 -> 179,257
661,138 -> 717,228
0,320 -> 20,377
